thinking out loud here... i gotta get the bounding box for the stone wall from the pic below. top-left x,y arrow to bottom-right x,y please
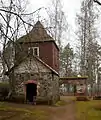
14,72 -> 59,104
13,56 -> 59,104
51,74 -> 60,103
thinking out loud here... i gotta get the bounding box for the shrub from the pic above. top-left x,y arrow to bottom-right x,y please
0,83 -> 9,100
8,94 -> 25,103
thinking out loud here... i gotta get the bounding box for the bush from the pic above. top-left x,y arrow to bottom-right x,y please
0,83 -> 9,100
8,94 -> 25,103
0,83 -> 25,103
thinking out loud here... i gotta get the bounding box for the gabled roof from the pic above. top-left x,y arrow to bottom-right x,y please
35,56 -> 59,75
17,21 -> 54,43
5,55 -> 59,76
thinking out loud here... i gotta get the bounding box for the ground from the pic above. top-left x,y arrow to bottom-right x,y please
0,96 -> 101,120
0,96 -> 76,120
76,100 -> 101,120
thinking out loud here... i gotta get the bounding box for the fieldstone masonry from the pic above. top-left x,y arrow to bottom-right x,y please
13,57 -> 60,104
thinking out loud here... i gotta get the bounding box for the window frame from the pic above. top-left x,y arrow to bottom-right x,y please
28,47 -> 39,56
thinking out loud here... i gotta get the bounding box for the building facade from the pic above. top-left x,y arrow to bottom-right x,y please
8,21 -> 60,104
15,21 -> 59,72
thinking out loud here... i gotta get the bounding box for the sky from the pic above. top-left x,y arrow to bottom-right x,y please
28,0 -> 82,48
28,0 -> 82,25
0,0 -> 82,51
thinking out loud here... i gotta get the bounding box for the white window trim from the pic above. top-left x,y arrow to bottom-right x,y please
33,47 -> 39,56
28,47 -> 39,56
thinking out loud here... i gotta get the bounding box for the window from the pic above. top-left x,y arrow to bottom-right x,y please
28,47 -> 39,56
34,47 -> 39,56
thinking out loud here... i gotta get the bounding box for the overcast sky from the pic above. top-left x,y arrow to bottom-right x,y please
27,0 -> 82,48
22,0 -> 101,49
29,0 -> 82,25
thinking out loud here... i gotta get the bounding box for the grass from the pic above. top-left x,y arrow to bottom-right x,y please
0,102 -> 48,120
76,100 -> 101,120
0,96 -> 73,120
0,97 -> 71,120
55,100 -> 67,106
55,96 -> 76,107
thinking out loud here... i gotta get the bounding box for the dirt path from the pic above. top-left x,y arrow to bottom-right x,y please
0,97 -> 76,120
49,98 -> 76,120
51,102 -> 75,120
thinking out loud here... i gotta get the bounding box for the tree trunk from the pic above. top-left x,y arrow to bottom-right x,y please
7,69 -> 16,98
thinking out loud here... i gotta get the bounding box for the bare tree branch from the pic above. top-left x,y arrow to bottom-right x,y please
0,8 -> 34,27
93,0 -> 101,5
21,7 -> 44,15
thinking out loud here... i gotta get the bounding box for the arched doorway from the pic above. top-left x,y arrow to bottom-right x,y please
24,80 -> 37,104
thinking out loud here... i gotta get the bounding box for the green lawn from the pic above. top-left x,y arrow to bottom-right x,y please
76,100 -> 101,120
0,98 -> 70,120
0,100 -> 68,120
0,102 -> 48,120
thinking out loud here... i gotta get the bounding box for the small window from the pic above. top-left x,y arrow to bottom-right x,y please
28,47 -> 39,56
34,47 -> 39,56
